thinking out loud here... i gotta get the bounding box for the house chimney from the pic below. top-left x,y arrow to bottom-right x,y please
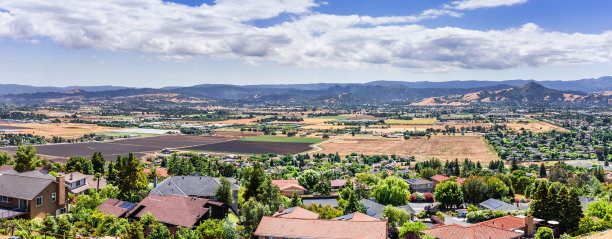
525,216 -> 535,236
70,174 -> 73,180
154,177 -> 158,188
56,175 -> 66,206
278,204 -> 285,213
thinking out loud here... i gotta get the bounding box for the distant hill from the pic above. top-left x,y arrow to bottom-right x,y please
413,83 -> 610,105
0,84 -> 129,95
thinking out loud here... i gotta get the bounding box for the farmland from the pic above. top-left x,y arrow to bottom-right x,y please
319,135 -> 499,162
504,119 -> 567,133
0,135 -> 235,163
384,118 -> 436,125
181,140 -> 313,154
0,122 -> 120,138
239,135 -> 324,144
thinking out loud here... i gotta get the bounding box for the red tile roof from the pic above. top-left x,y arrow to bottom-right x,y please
431,175 -> 450,183
144,167 -> 169,177
331,179 -> 347,188
271,180 -> 306,191
474,215 -> 526,231
343,212 -> 380,221
421,223 -> 522,239
132,194 -> 210,227
255,216 -> 387,239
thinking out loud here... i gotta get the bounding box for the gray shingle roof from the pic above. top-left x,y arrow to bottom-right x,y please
302,197 -> 339,208
478,198 -> 528,211
406,178 -> 433,185
0,170 -> 55,200
359,199 -> 415,219
149,176 -> 239,197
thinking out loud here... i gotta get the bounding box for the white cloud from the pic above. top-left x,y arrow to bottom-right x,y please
0,0 -> 610,73
451,0 -> 528,10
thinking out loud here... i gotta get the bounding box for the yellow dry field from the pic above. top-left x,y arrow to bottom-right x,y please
579,230 -> 612,239
505,120 -> 567,133
1,123 -> 120,138
319,135 -> 499,162
202,117 -> 263,125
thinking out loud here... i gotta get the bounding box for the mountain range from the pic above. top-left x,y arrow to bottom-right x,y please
0,77 -> 610,105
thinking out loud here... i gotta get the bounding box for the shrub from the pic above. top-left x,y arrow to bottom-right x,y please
467,205 -> 479,212
520,198 -> 527,203
410,194 -> 417,202
424,193 -> 434,202
466,210 -> 526,223
534,227 -> 554,239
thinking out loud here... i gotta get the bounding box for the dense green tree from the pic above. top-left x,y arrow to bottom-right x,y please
0,152 -> 9,166
530,181 -> 549,220
42,214 -> 57,233
289,191 -> 302,207
547,185 -> 561,221
539,163 -> 546,177
115,153 -> 148,201
221,217 -> 239,239
56,215 -> 72,236
106,161 -> 117,185
343,190 -> 366,215
534,227 -> 554,239
398,221 -> 429,237
383,205 -> 412,227
372,176 -> 410,206
243,163 -> 265,201
549,162 -> 570,184
461,176 -> 488,204
148,223 -> 171,239
435,180 -> 464,209
242,198 -> 268,237
215,177 -> 234,206
65,156 -> 94,174
585,199 -> 612,219
173,227 -> 200,239
315,177 -> 332,195
486,177 -> 509,199
92,152 -> 105,175
420,167 -> 436,180
298,169 -> 320,190
560,187 -> 583,233
13,145 -> 37,172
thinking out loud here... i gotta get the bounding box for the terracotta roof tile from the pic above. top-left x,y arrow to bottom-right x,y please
421,223 -> 523,239
271,180 -> 305,191
255,216 -> 387,239
431,175 -> 450,183
273,207 -> 319,219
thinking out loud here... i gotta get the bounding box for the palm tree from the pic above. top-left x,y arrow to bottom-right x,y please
93,173 -> 102,190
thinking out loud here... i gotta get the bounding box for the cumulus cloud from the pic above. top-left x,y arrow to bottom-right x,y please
451,0 -> 528,10
0,0 -> 610,72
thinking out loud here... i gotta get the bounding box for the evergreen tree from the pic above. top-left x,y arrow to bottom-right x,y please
42,214 -> 57,233
546,185 -> 560,221
560,187 -> 583,233
343,190 -> 366,214
215,177 -> 234,205
57,216 -> 72,236
243,163 -> 265,201
461,176 -> 488,204
531,182 -> 549,220
115,153 -> 148,201
289,191 -> 302,207
106,161 -> 116,185
511,158 -> 518,172
540,163 -> 547,177
13,145 -> 37,172
92,152 -> 106,175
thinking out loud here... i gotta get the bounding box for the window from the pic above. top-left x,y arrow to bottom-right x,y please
0,196 -> 11,203
76,180 -> 81,187
52,192 -> 56,202
36,196 -> 43,207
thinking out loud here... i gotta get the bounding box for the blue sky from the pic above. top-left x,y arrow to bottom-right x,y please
0,0 -> 611,87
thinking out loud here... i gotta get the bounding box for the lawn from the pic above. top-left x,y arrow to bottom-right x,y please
239,135 -> 324,144
385,118 -> 436,125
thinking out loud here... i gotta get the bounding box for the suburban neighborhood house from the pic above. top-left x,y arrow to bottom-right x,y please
64,171 -> 108,194
271,179 -> 306,196
406,178 -> 434,193
0,169 -> 69,220
149,175 -> 239,210
255,206 -> 388,239
430,174 -> 450,187
422,215 -> 542,239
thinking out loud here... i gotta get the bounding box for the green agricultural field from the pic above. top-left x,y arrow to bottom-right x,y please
385,118 -> 436,125
239,135 -> 324,144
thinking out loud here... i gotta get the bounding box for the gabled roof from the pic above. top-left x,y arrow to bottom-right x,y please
255,216 -> 387,239
479,199 -> 528,212
271,180 -> 305,191
149,176 -> 239,197
96,198 -> 137,217
359,199 -> 415,219
131,194 -> 211,227
406,178 -> 433,185
302,197 -> 339,208
273,207 -> 319,219
65,172 -> 88,183
330,179 -> 347,187
421,223 -> 523,239
431,175 -> 450,182
334,212 -> 380,221
475,215 -> 532,231
0,170 -> 56,200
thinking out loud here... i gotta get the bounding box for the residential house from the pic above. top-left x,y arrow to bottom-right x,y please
421,215 -> 542,239
330,179 -> 347,189
64,172 -> 108,194
273,206 -> 319,219
271,180 -> 306,196
478,198 -> 529,212
129,194 -> 226,228
406,178 -> 434,193
0,170 -> 69,220
96,198 -> 138,218
360,198 -> 415,220
431,175 -> 450,187
302,196 -> 339,208
254,214 -> 387,239
149,176 -> 240,211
